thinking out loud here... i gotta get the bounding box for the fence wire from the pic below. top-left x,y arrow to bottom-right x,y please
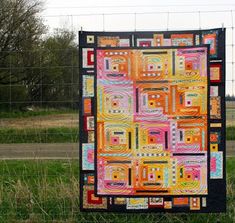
1,10 -> 234,143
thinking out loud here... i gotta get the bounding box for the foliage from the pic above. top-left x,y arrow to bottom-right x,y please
0,1 -> 79,111
226,94 -> 235,101
0,0 -> 45,84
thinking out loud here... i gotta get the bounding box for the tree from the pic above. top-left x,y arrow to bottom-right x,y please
226,94 -> 235,101
1,28 -> 78,110
0,0 -> 46,110
0,0 -> 45,52
38,29 -> 79,109
0,1 -> 79,110
0,0 -> 46,85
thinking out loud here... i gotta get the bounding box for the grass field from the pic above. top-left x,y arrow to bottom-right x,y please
0,158 -> 233,222
0,127 -> 79,143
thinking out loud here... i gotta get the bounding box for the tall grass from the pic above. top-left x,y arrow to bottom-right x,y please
0,159 -> 233,222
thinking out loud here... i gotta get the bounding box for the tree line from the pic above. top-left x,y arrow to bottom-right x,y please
226,94 -> 235,101
0,0 -> 79,111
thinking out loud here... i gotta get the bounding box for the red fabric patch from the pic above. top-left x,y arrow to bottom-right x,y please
87,190 -> 103,204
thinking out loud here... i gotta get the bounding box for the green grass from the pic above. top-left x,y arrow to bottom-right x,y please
226,127 -> 235,140
0,127 -> 79,143
0,109 -> 77,119
0,158 -> 233,222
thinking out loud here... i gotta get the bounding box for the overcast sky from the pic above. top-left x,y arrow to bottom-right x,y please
42,0 -> 235,31
42,0 -> 235,95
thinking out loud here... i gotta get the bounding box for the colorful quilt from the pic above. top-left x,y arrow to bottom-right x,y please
79,29 -> 226,213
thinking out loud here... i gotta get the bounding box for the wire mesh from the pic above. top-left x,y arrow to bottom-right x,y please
1,9 -> 234,147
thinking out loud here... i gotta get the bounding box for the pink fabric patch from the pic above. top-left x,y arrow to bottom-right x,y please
87,149 -> 94,163
211,157 -> 217,172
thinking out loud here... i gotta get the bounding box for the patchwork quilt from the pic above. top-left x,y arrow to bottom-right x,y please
79,29 -> 226,213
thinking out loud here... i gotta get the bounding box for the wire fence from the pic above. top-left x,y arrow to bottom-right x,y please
1,9 -> 234,142
44,10 -> 235,92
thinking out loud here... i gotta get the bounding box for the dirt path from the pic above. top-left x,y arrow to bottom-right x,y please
0,142 -> 233,159
0,143 -> 78,159
0,114 -> 78,129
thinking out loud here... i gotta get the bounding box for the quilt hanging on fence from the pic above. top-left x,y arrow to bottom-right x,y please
79,28 -> 226,213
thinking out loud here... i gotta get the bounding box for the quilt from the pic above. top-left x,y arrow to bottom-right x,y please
79,29 -> 226,213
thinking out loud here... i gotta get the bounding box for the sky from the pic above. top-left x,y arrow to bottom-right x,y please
42,0 -> 235,31
41,0 -> 235,95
